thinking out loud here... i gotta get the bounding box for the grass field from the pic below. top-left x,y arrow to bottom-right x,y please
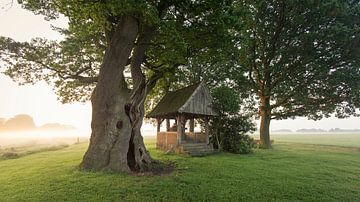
0,135 -> 359,201
270,133 -> 360,147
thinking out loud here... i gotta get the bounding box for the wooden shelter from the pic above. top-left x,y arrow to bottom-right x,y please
147,83 -> 217,155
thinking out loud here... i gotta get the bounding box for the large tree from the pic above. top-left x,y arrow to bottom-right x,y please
0,0 -> 231,172
229,0 -> 360,148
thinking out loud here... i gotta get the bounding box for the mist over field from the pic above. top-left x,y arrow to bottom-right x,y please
0,114 -> 83,148
0,130 -> 88,147
2,129 -> 359,148
0,114 -> 358,158
0,128 -> 158,148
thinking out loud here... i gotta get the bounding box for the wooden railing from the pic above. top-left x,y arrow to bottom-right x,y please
156,132 -> 207,151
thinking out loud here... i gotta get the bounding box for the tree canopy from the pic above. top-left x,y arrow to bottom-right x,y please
227,0 -> 360,148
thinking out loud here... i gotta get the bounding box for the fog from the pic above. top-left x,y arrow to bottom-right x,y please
0,129 -> 157,148
0,130 -> 90,148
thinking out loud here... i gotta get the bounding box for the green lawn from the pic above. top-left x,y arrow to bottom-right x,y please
0,136 -> 359,201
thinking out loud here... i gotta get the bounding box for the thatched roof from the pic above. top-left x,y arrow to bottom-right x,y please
147,83 -> 217,118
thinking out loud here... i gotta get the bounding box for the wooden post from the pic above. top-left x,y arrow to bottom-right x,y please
156,118 -> 164,133
184,119 -> 188,141
156,118 -> 161,132
176,115 -> 185,145
189,118 -> 194,133
176,116 -> 181,145
204,116 -> 209,144
189,118 -> 195,142
166,119 -> 170,132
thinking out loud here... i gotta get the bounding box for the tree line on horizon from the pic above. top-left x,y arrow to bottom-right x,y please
0,114 -> 75,132
272,128 -> 360,133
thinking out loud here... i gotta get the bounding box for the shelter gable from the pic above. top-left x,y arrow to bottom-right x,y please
179,84 -> 216,116
147,82 -> 217,118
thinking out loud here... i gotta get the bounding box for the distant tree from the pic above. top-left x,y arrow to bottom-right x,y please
2,114 -> 36,131
0,1 -> 233,172
329,128 -> 360,132
210,86 -> 256,154
229,0 -> 360,148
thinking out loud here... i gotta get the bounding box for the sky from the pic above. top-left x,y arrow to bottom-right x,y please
0,2 -> 91,132
0,2 -> 359,133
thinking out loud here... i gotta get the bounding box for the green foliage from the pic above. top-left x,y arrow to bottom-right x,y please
212,86 -> 240,114
229,0 -> 360,120
1,139 -> 360,201
210,115 -> 256,154
1,0 -> 234,105
210,86 -> 256,154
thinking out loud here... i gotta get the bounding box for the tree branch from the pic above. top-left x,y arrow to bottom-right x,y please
130,25 -> 155,90
30,59 -> 98,84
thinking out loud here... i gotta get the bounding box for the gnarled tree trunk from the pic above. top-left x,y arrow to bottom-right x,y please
80,16 -> 155,173
126,25 -> 156,171
259,96 -> 272,149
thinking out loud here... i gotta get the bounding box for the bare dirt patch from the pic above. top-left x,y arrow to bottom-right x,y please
133,161 -> 176,176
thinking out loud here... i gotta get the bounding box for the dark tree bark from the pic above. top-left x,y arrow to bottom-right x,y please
80,16 -> 155,173
259,96 -> 272,149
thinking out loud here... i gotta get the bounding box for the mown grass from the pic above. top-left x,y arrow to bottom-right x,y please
0,137 -> 359,201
